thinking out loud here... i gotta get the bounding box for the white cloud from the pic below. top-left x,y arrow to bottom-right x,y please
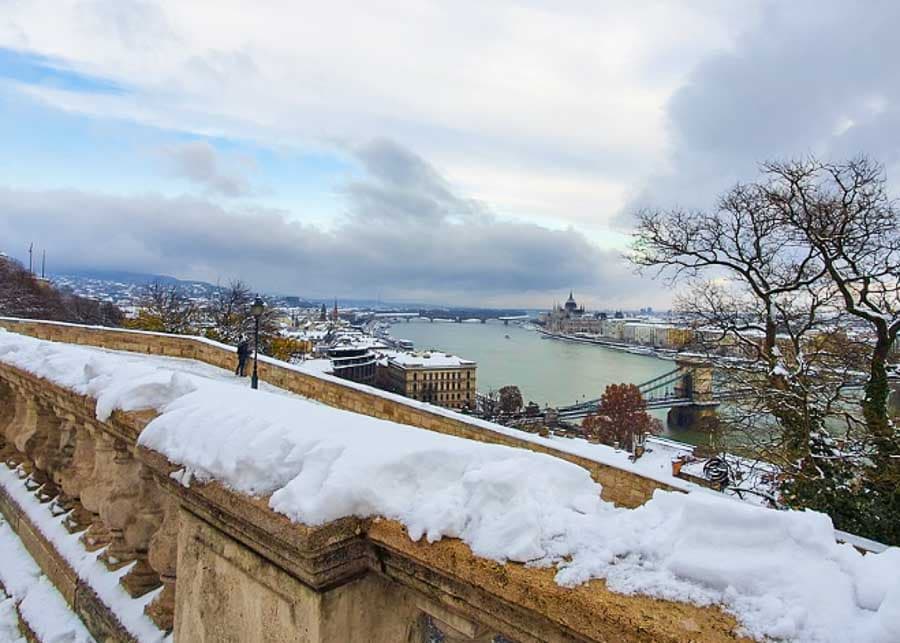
0,0 -> 753,230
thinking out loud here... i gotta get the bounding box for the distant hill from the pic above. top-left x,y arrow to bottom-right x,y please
48,269 -> 528,313
0,256 -> 123,325
57,269 -> 213,289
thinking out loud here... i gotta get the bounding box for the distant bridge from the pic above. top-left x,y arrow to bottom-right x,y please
366,309 -> 531,324
556,359 -> 725,421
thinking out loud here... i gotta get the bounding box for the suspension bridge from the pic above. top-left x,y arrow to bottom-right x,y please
554,358 -> 728,427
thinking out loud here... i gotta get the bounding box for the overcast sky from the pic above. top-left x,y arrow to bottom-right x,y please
2,1 -> 899,308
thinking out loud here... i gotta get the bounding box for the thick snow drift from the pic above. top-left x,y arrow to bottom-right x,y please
1,328 -> 899,643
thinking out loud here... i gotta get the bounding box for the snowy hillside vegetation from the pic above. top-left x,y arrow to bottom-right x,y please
1,329 -> 899,643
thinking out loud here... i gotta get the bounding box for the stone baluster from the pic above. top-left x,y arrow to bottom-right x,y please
120,465 -> 165,598
98,440 -> 155,575
2,387 -> 32,470
49,411 -> 79,515
60,419 -> 98,533
13,392 -> 43,482
79,426 -> 117,551
29,400 -> 64,502
0,381 -> 17,448
145,486 -> 180,632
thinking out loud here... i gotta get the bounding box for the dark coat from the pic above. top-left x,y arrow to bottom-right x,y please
237,340 -> 251,358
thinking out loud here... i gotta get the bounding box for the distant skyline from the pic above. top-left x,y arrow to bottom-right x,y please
3,2 -> 900,308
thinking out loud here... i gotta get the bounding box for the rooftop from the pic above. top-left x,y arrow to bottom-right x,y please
387,350 -> 476,368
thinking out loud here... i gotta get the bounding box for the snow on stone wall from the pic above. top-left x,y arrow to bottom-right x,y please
1,327 -> 900,642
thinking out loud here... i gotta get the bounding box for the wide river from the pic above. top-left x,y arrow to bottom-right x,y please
389,320 -> 709,443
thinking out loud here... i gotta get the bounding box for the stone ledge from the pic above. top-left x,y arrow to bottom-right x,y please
369,519 -> 749,643
140,444 -> 747,643
138,446 -> 375,593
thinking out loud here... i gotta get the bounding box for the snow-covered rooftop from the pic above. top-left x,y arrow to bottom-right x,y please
387,351 -> 475,368
0,328 -> 899,642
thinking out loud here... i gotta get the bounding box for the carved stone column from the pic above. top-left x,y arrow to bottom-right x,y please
0,381 -> 17,448
30,400 -> 64,502
145,487 -> 180,632
120,465 -> 165,598
98,441 -> 145,572
60,419 -> 97,533
2,388 -> 32,469
79,427 -> 116,550
50,412 -> 80,515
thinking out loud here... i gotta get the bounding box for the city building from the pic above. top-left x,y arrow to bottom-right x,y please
327,346 -> 377,385
541,291 -> 603,334
378,351 -> 476,410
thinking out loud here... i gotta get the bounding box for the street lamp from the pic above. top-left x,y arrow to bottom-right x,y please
250,295 -> 265,390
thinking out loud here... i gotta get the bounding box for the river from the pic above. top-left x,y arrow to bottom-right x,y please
389,320 -> 711,444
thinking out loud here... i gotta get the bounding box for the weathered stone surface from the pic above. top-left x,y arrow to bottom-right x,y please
370,519 -> 748,643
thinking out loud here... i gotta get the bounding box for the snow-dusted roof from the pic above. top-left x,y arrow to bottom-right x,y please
387,351 -> 475,368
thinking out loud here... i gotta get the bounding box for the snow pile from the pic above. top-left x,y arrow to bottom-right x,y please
2,329 -> 900,642
0,516 -> 93,642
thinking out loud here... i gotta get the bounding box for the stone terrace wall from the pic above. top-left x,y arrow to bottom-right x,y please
0,317 -> 680,508
0,359 -> 746,642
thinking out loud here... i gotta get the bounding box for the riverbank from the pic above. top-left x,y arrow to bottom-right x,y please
534,327 -> 680,362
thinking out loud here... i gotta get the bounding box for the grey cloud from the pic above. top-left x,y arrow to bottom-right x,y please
0,141 -> 657,307
160,141 -> 254,197
624,1 -> 900,220
345,139 -> 483,224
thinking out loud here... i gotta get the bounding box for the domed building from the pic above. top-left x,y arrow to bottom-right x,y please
542,291 -> 601,334
563,291 -> 583,315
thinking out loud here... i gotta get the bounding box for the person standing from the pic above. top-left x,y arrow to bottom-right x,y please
236,338 -> 250,376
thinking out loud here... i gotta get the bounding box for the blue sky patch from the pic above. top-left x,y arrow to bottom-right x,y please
0,47 -> 124,94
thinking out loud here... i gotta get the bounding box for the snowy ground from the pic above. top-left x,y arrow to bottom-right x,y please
0,465 -> 165,642
2,328 -> 900,642
0,513 -> 93,642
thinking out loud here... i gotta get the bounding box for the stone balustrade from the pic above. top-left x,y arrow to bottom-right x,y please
0,350 -> 747,641
0,317 -> 681,509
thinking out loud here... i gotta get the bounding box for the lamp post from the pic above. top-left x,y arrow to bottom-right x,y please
250,295 -> 265,390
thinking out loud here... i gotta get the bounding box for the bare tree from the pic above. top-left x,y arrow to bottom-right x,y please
632,179 -> 839,468
204,280 -> 279,350
131,281 -> 197,334
632,157 -> 900,544
759,158 -> 900,458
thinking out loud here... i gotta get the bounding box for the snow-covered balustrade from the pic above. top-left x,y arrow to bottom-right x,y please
0,317 -> 683,509
1,324 -> 899,643
0,334 -> 748,642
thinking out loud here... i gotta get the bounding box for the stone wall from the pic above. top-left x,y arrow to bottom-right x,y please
0,318 -> 681,508
0,359 -> 747,641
